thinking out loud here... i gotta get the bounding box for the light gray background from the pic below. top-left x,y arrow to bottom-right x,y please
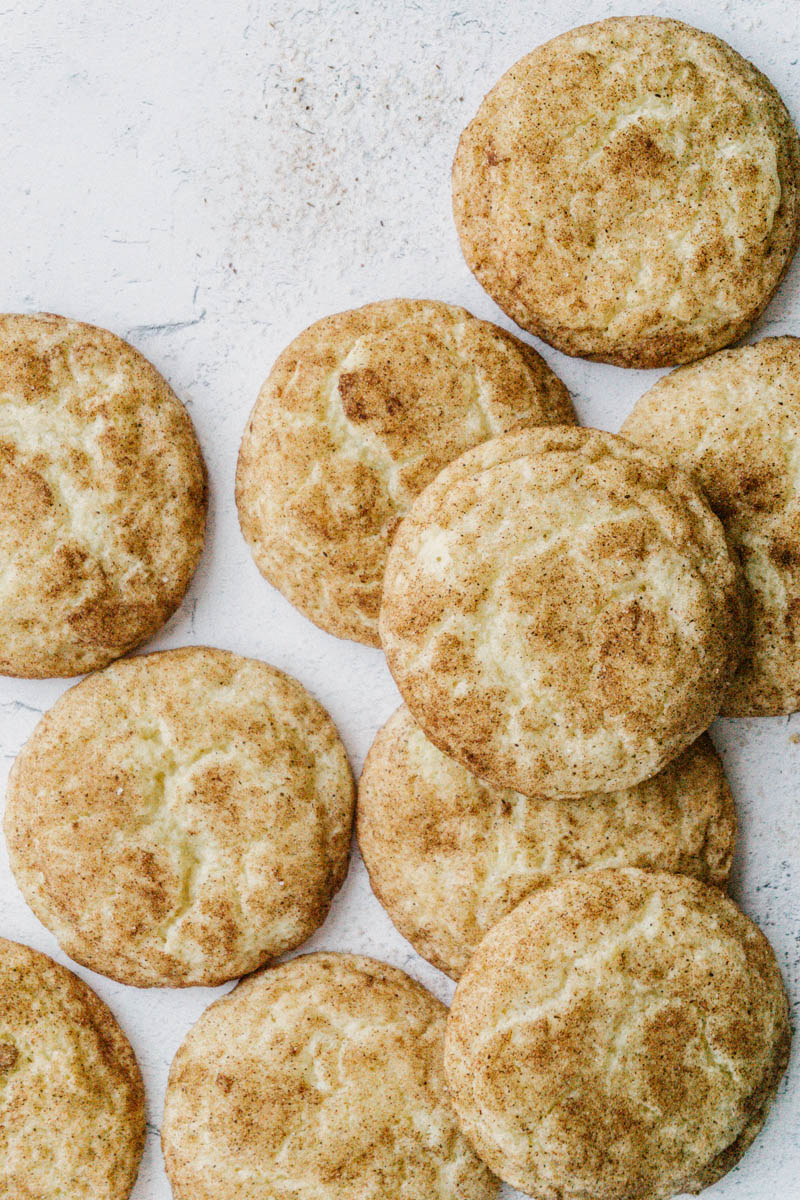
0,1 -> 798,1196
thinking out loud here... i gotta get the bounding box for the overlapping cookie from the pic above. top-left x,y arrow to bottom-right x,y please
236,298 -> 573,644
358,705 -> 736,978
445,869 -> 791,1199
381,427 -> 746,796
623,336 -> 800,716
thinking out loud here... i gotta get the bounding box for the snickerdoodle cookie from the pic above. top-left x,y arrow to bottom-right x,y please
623,336 -> 800,716
0,937 -> 145,1198
236,298 -> 573,645
162,952 -> 499,1200
4,647 -> 354,987
358,706 -> 736,978
445,869 -> 791,1200
380,427 -> 746,797
453,17 -> 800,367
0,312 -> 206,676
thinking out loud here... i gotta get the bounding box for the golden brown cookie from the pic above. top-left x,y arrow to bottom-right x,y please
162,952 -> 499,1200
4,647 -> 354,987
0,312 -> 206,676
380,427 -> 746,797
622,336 -> 800,716
236,298 -> 573,645
453,17 -> 800,367
0,937 -> 145,1198
445,869 -> 791,1200
358,706 -> 736,978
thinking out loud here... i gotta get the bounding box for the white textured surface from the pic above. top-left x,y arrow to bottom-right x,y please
0,2 -> 797,1197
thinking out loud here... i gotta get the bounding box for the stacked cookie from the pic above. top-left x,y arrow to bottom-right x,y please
0,13 -> 797,1200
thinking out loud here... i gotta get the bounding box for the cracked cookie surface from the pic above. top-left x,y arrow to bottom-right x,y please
163,952 -> 498,1200
380,427 -> 746,797
358,706 -> 736,978
453,16 -> 800,367
622,336 -> 800,716
0,937 -> 145,1198
4,647 -> 354,987
0,312 -> 206,676
236,298 -> 573,645
445,868 -> 791,1200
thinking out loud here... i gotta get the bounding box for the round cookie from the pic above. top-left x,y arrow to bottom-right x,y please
0,937 -> 145,1198
236,298 -> 573,645
162,952 -> 499,1200
453,16 -> 800,368
4,647 -> 354,987
0,312 -> 206,676
445,869 -> 791,1200
358,706 -> 736,978
622,336 -> 800,716
380,426 -> 746,797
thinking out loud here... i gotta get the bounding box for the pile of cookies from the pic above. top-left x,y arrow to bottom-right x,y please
0,14 -> 797,1200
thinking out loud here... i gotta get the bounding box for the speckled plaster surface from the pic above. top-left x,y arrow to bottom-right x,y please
0,1 -> 798,1197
